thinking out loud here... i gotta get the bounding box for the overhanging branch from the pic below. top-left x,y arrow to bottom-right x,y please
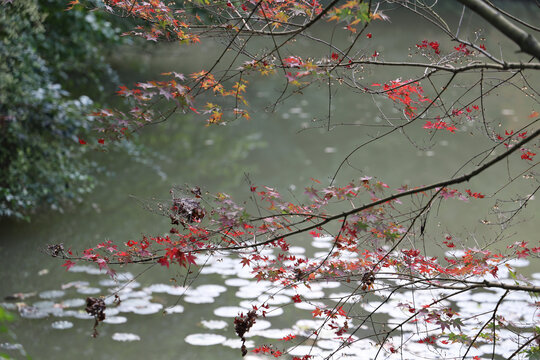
458,0 -> 540,60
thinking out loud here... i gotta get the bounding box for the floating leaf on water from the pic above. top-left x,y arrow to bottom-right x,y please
235,267 -> 256,279
505,258 -> 530,267
199,266 -> 219,275
317,339 -> 342,350
444,250 -> 466,258
115,272 -> 134,281
68,265 -> 106,275
259,307 -> 283,317
184,296 -> 215,304
39,290 -> 65,300
61,298 -> 86,308
132,303 -> 163,315
112,333 -> 141,342
318,281 -> 341,289
196,284 -> 227,296
288,246 -> 305,254
471,292 -> 499,303
114,290 -> 147,300
104,308 -> 119,317
25,302 -> 60,316
184,333 -> 226,346
294,301 -> 322,311
312,235 -> 334,242
287,345 -> 325,356
103,316 -> 127,324
235,289 -> 262,299
76,287 -> 101,295
33,301 -> 55,309
143,284 -> 187,296
247,328 -> 292,339
19,307 -> 48,319
99,279 -> 119,287
71,311 -> 94,320
312,241 -> 332,249
295,319 -> 324,331
51,320 -> 73,330
224,278 -> 250,287
213,306 -> 248,317
118,299 -> 163,315
201,319 -> 227,330
222,338 -> 254,349
61,281 -> 90,290
257,294 -> 289,305
163,305 -> 184,314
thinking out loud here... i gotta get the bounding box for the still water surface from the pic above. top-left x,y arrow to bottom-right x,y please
1,5 -> 539,360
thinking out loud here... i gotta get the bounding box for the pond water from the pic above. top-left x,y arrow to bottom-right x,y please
1,4 -> 539,360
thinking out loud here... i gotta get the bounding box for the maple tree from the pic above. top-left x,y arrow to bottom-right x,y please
47,1 -> 540,359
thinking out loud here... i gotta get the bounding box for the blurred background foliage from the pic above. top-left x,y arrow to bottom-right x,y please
0,0 -> 123,220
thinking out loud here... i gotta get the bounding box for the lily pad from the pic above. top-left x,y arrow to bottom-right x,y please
185,333 -> 226,346
112,333 -> 141,342
51,320 -> 73,330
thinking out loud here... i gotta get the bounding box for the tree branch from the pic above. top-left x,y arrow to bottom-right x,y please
458,0 -> 540,60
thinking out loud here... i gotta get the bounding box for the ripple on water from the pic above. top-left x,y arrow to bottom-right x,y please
184,333 -> 226,346
112,333 -> 141,342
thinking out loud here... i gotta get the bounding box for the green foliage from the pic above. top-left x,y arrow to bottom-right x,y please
0,307 -> 16,359
0,0 -> 122,220
0,307 -> 15,334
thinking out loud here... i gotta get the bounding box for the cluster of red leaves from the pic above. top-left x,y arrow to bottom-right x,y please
90,70 -> 251,132
252,345 -> 282,358
423,119 -> 457,133
494,130 -> 536,161
105,0 -> 201,43
444,248 -> 503,277
416,40 -> 440,54
507,241 -> 540,259
465,189 -> 485,199
454,43 -> 472,55
371,80 -> 431,118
